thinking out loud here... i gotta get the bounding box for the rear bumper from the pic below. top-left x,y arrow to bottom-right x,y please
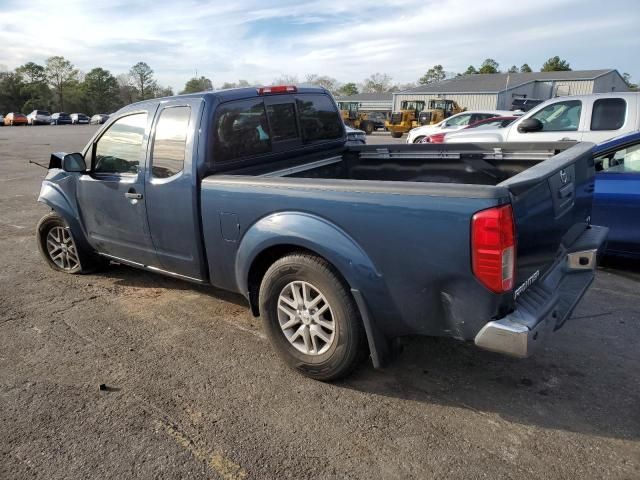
474,225 -> 608,358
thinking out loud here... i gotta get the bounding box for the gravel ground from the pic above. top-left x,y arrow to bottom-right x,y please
0,125 -> 638,479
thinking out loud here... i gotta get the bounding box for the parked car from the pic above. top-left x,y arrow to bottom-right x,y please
421,116 -> 518,144
90,114 -> 110,125
592,131 -> 640,258
36,86 -> 606,381
71,113 -> 90,124
0,113 -> 4,125
50,113 -> 72,125
345,125 -> 366,145
27,110 -> 51,125
4,112 -> 28,126
406,110 -> 514,143
445,92 -> 640,144
365,111 -> 387,130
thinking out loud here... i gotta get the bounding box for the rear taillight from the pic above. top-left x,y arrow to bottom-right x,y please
428,132 -> 446,143
257,85 -> 297,95
471,204 -> 515,293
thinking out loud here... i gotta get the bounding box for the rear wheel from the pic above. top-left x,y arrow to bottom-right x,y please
259,253 -> 366,381
413,136 -> 426,143
390,131 -> 403,138
361,121 -> 374,135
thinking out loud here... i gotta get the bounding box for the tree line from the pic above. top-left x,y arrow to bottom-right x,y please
1,55 -> 636,114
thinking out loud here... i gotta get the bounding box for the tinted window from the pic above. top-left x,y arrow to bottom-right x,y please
214,99 -> 270,162
296,95 -> 343,142
595,143 -> 640,173
530,100 -> 582,132
266,103 -> 298,141
152,106 -> 190,178
591,98 -> 626,131
94,113 -> 147,174
446,114 -> 472,126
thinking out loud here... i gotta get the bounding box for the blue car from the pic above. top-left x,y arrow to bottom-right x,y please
592,131 -> 640,258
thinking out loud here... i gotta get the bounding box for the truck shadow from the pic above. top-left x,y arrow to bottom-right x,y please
339,335 -> 640,441
98,263 -> 249,308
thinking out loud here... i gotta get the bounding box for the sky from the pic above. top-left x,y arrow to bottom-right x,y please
0,0 -> 638,90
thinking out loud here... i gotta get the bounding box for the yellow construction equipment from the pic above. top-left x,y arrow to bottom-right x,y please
385,99 -> 465,138
337,101 -> 376,135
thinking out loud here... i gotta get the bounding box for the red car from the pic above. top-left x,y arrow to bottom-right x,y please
421,116 -> 518,144
4,112 -> 28,126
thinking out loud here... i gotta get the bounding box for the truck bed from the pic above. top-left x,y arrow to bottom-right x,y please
233,142 -> 574,186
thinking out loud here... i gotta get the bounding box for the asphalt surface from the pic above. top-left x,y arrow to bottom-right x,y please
0,125 -> 639,479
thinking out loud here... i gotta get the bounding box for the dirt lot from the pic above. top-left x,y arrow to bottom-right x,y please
0,125 -> 639,479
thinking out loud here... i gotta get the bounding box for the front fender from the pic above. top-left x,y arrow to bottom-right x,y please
235,211 -> 382,296
37,173 -> 91,251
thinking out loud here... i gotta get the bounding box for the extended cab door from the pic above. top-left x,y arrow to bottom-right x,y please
584,96 -> 635,143
77,109 -> 158,266
507,98 -> 584,142
144,98 -> 207,280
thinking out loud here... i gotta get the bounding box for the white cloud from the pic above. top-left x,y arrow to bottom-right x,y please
0,0 -> 637,89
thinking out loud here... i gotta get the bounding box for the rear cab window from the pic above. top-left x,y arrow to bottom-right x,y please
590,98 -> 626,131
212,93 -> 343,164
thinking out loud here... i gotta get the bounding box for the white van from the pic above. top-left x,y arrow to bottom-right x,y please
445,92 -> 640,144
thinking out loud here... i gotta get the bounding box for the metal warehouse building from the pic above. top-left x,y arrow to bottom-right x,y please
393,69 -> 629,111
334,93 -> 393,113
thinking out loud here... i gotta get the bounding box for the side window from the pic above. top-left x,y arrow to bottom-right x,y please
214,99 -> 271,162
266,103 -> 298,142
446,114 -> 472,126
530,100 -> 582,132
152,106 -> 191,178
296,95 -> 343,142
595,143 -> 640,173
591,98 -> 626,131
94,113 -> 147,174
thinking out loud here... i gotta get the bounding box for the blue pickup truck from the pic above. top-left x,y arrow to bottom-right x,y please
37,85 -> 607,380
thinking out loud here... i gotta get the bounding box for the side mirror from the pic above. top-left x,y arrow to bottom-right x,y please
62,152 -> 87,172
517,118 -> 543,133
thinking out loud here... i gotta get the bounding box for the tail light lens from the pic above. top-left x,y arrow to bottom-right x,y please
471,204 -> 515,293
427,132 -> 446,143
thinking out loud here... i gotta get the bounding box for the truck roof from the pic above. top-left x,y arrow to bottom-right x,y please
121,85 -> 332,112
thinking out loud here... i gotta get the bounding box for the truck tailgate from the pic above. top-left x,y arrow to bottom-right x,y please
499,142 -> 597,287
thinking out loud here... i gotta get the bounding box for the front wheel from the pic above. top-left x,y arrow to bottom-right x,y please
390,131 -> 403,138
259,253 -> 366,381
36,213 -> 104,274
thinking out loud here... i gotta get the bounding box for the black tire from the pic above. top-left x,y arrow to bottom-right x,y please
36,212 -> 105,274
361,121 -> 374,135
259,253 -> 366,381
390,131 -> 403,138
413,136 -> 426,144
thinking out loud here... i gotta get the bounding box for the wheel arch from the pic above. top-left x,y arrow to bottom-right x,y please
237,212 -> 392,367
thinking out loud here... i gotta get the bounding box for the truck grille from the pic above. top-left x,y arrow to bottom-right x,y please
390,113 -> 403,124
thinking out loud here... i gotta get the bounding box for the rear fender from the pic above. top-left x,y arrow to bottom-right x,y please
236,212 -> 392,367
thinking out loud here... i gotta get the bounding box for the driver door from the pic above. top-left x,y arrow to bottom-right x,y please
76,109 -> 159,266
508,99 -> 584,142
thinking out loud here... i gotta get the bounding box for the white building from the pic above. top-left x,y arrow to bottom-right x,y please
393,70 -> 629,111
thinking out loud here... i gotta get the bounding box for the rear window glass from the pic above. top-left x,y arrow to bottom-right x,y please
266,103 -> 298,141
591,98 -> 626,131
214,99 -> 271,162
152,106 -> 191,178
37,110 -> 50,115
296,95 -> 343,143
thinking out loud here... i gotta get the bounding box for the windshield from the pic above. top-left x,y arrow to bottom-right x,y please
401,101 -> 425,112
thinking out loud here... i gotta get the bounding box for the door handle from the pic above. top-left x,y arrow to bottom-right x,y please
125,192 -> 143,200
